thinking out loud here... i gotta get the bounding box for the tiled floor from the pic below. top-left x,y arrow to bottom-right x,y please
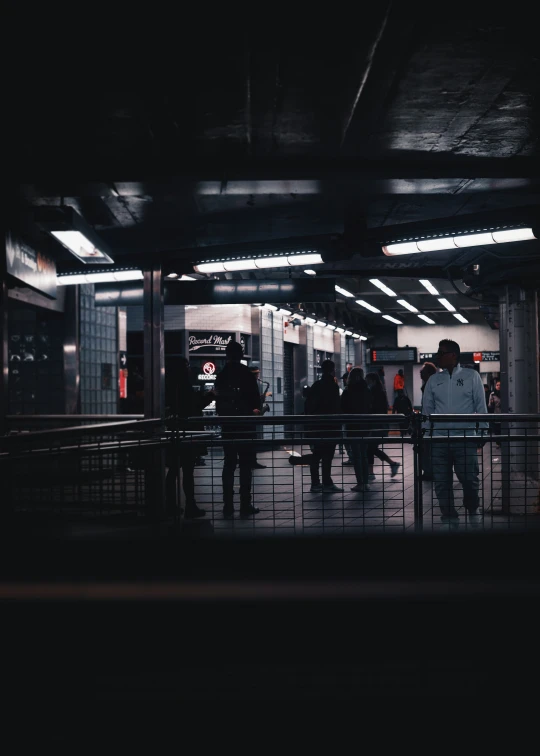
189,441 -> 540,537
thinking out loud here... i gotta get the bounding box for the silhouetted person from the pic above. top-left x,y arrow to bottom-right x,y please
365,372 -> 400,480
419,361 -> 438,479
166,357 -> 215,518
423,339 -> 487,522
289,360 -> 342,492
392,389 -> 413,435
341,362 -> 353,388
488,379 -> 502,448
215,340 -> 261,518
248,364 -> 271,469
341,367 -> 372,492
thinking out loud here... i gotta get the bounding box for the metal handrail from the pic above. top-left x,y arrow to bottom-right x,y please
5,415 -> 145,422
1,418 -> 163,445
426,413 -> 540,422
184,413 -> 406,426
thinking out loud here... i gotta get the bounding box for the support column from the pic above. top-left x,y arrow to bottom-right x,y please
0,260 -> 8,436
143,258 -> 165,520
498,286 -> 539,514
63,285 -> 80,415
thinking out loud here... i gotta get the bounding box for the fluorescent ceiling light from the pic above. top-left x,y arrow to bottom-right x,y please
344,330 -> 353,336
180,275 -> 196,281
166,272 -> 178,278
336,327 -> 345,333
352,333 -> 360,339
382,227 -> 536,256
355,299 -> 381,313
316,320 -> 326,327
397,299 -> 418,313
52,230 -> 113,263
304,269 -> 317,275
453,313 -> 469,323
382,315 -> 403,325
359,336 -> 368,341
417,314 -> 436,324
194,252 -> 323,274
265,304 -> 279,311
335,285 -> 355,298
57,269 -> 143,286
305,317 -> 317,325
418,279 -> 439,295
278,308 -> 292,316
326,324 -> 336,330
294,313 -> 306,321
438,298 -> 456,312
369,279 -> 397,297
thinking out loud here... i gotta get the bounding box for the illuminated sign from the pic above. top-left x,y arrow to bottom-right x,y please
369,347 -> 417,364
188,332 -> 234,354
198,361 -> 217,380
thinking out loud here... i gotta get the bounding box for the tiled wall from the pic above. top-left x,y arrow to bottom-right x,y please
80,284 -> 118,414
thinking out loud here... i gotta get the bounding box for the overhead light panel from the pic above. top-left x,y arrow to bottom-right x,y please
344,330 -> 353,336
194,251 -> 323,274
335,285 -> 355,298
397,299 -> 418,313
57,269 -> 143,286
369,279 -> 397,297
36,206 -> 115,265
277,308 -> 292,316
417,314 -> 436,324
265,304 -> 279,311
356,300 -> 381,313
453,313 -> 469,323
359,336 -> 368,341
304,269 -> 317,275
382,226 -> 536,256
326,324 -> 336,330
382,315 -> 403,325
352,333 -> 360,339
305,317 -> 317,325
418,279 -> 439,295
438,298 -> 456,312
336,327 -> 345,334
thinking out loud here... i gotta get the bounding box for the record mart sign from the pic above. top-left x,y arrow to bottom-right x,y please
188,332 -> 234,354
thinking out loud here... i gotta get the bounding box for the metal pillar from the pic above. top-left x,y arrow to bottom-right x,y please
143,258 -> 165,520
498,286 -> 539,513
63,285 -> 80,415
0,261 -> 8,437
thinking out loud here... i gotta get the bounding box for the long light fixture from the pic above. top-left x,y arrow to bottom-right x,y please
418,279 -> 439,295
344,330 -> 353,336
36,206 -> 115,265
304,269 -> 317,275
305,316 -> 317,324
417,314 -> 436,324
359,335 -> 368,341
277,308 -> 292,316
383,226 -> 537,256
57,269 -> 143,285
194,251 -> 323,274
382,315 -> 403,325
453,313 -> 469,323
335,285 -> 355,298
316,320 -> 326,327
356,299 -> 381,313
438,298 -> 456,312
369,279 -> 397,296
396,299 -> 418,313
352,333 -> 360,338
336,327 -> 345,333
326,324 -> 336,330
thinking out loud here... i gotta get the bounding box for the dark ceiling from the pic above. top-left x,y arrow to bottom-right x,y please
6,3 -> 540,332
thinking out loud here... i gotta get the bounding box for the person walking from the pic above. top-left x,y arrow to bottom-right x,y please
166,357 -> 215,519
488,379 -> 502,448
341,367 -> 372,492
341,362 -> 353,388
365,372 -> 400,481
248,364 -> 272,469
422,339 -> 488,522
215,340 -> 262,518
289,359 -> 342,493
419,361 -> 438,480
392,389 -> 413,435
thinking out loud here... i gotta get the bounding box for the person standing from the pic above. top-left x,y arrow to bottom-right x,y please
365,372 -> 400,480
419,361 -> 438,480
215,340 -> 261,518
393,369 -> 405,403
488,379 -> 502,448
166,357 -> 215,519
341,362 -> 353,388
341,367 -> 372,492
289,360 -> 342,493
248,364 -> 272,469
422,339 -> 488,521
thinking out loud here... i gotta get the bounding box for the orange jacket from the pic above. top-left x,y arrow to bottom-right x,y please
394,374 -> 405,391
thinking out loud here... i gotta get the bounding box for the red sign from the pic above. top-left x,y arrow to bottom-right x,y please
473,352 -> 482,363
119,368 -> 128,399
202,361 -> 216,375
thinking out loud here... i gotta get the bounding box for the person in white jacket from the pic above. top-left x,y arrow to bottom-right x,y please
422,339 -> 488,521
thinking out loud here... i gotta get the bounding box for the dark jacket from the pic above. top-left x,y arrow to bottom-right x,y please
215,362 -> 261,436
488,390 -> 501,414
341,380 -> 372,437
304,374 -> 341,437
368,385 -> 390,439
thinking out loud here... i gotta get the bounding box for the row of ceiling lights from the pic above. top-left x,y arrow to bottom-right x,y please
262,305 -> 366,339
334,279 -> 469,325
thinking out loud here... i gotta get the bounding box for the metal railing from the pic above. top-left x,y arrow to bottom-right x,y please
1,413 -> 539,534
